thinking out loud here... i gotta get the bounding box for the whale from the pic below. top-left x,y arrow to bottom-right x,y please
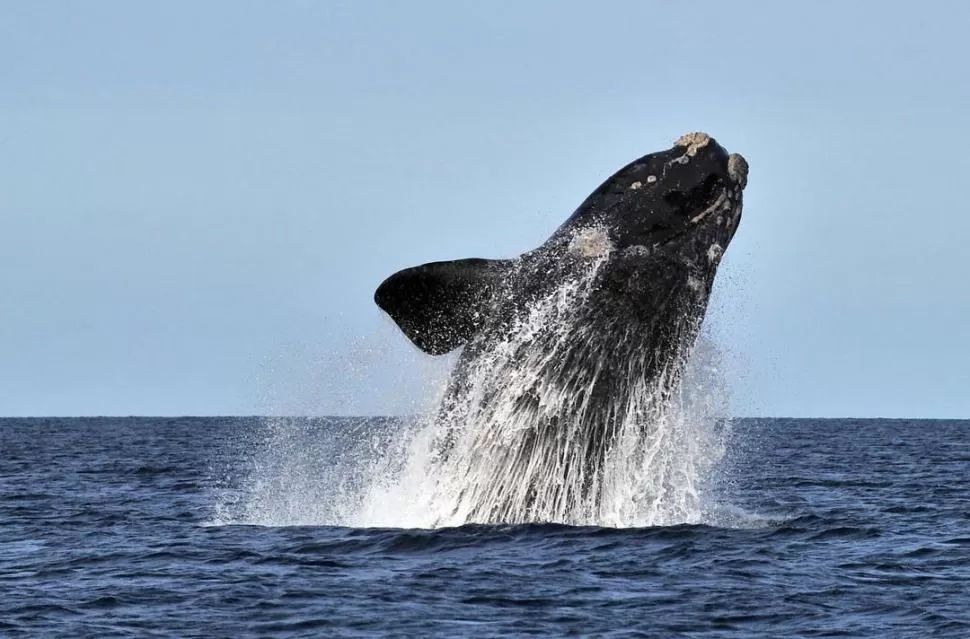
375,132 -> 748,524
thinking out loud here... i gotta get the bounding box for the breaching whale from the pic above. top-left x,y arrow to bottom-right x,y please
375,132 -> 748,524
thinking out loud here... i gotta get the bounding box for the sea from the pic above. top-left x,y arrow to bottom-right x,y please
2,416 -> 969,637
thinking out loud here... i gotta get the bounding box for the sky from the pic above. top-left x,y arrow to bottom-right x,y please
2,1 -> 969,418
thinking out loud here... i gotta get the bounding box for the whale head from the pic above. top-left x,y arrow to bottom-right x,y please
375,132 -> 749,355
562,132 -> 748,267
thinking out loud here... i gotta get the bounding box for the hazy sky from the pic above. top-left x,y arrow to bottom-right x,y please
2,1 -> 969,417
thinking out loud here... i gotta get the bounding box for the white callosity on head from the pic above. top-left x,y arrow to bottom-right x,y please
667,131 -> 711,168
646,175 -> 657,183
629,181 -> 642,190
674,131 -> 712,157
728,153 -> 749,189
706,243 -> 724,263
569,226 -> 614,259
623,244 -> 651,257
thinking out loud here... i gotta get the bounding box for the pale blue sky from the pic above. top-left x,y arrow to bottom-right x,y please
2,1 -> 968,417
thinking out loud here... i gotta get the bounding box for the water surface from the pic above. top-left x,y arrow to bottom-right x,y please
1,417 -> 968,636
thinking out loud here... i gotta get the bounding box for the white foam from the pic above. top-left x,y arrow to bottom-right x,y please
215,253 -> 738,530
349,257 -> 733,528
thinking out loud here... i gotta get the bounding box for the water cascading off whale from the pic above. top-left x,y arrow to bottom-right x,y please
375,132 -> 748,525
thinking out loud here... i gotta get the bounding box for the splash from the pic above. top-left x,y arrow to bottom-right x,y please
216,257 -> 735,529
350,256 -> 733,528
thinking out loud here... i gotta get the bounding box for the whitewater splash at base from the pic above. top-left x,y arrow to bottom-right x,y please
352,256 -> 732,529
214,260 -> 734,529
215,132 -> 748,529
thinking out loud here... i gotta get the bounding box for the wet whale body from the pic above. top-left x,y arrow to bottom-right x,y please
375,132 -> 748,524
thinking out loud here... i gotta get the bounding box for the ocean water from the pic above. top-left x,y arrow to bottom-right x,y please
2,416 -> 969,637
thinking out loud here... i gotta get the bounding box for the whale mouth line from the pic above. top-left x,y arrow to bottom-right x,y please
689,189 -> 730,224
661,173 -> 728,215
631,187 -> 733,253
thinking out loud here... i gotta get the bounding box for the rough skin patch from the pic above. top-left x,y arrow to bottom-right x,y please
569,227 -> 614,258
728,153 -> 749,189
674,132 -> 712,157
623,244 -> 651,257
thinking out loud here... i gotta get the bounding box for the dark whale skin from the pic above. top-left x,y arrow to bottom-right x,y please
375,132 -> 748,521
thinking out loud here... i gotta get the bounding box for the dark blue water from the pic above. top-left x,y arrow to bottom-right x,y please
2,417 -> 969,637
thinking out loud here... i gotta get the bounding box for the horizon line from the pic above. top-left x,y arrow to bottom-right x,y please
1,414 -> 968,422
